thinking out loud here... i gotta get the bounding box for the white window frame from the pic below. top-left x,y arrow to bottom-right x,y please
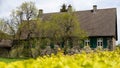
97,38 -> 103,48
84,39 -> 90,46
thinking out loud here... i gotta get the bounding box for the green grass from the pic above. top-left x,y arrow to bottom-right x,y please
0,58 -> 27,63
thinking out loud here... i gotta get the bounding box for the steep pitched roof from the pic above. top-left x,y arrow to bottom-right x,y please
42,8 -> 117,40
17,7 -> 117,40
76,8 -> 117,40
0,39 -> 12,47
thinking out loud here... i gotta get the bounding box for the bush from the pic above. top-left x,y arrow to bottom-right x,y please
10,45 -> 24,58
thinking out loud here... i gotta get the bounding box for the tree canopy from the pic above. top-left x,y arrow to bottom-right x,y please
47,12 -> 87,47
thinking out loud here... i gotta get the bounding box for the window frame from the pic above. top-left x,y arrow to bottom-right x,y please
97,38 -> 103,47
84,39 -> 90,46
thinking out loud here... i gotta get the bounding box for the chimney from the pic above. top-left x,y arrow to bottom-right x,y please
93,5 -> 97,12
60,4 -> 67,12
67,4 -> 72,12
38,9 -> 43,18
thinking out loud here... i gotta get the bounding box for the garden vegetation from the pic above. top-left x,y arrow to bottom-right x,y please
0,48 -> 120,68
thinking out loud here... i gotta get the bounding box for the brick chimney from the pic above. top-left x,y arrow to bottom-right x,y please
67,4 -> 72,12
38,9 -> 43,18
93,5 -> 97,13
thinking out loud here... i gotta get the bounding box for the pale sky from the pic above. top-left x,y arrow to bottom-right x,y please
0,0 -> 120,44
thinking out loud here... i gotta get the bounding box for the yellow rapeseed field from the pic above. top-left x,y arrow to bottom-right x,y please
0,48 -> 120,68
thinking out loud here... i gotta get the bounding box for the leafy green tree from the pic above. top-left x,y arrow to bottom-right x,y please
48,12 -> 87,48
10,1 -> 37,37
18,1 -> 37,42
8,1 -> 38,57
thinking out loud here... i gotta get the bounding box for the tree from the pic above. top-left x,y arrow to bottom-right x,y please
9,1 -> 37,37
18,1 -> 37,40
19,1 -> 37,20
48,12 -> 87,49
7,1 -> 38,57
0,18 -> 8,33
0,18 -> 12,39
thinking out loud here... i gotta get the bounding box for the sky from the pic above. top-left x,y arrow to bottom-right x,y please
0,0 -> 120,44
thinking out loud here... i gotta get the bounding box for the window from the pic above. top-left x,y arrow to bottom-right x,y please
97,38 -> 103,47
84,39 -> 90,46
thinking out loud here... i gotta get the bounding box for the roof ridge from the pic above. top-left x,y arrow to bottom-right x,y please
43,8 -> 116,15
